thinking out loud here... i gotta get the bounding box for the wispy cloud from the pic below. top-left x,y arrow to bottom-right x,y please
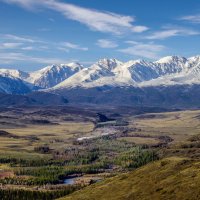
0,34 -> 48,52
1,32 -> 89,53
0,52 -> 71,64
0,42 -> 23,49
48,18 -> 55,22
96,39 -> 118,48
125,41 -> 140,45
57,47 -> 69,53
180,14 -> 200,24
62,42 -> 88,51
21,46 -> 34,50
118,42 -> 165,59
146,28 -> 199,40
1,34 -> 36,43
2,0 -> 37,10
131,26 -> 149,33
2,0 -> 148,35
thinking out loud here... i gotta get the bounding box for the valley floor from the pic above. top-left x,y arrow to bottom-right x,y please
0,106 -> 200,199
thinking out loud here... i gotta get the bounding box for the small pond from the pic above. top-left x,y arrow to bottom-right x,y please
63,177 -> 77,185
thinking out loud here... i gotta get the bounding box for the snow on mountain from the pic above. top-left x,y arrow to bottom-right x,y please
188,57 -> 200,76
95,58 -> 123,70
51,58 -> 165,89
0,69 -> 29,80
51,59 -> 123,89
0,74 -> 31,94
168,56 -> 200,84
112,55 -> 200,87
27,62 -> 84,88
153,56 -> 189,75
1,55 -> 200,94
137,56 -> 200,87
188,56 -> 200,67
48,56 -> 200,90
113,59 -> 158,82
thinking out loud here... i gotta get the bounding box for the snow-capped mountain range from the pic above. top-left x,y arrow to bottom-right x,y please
1,55 -> 200,95
26,62 -> 84,88
0,74 -> 31,94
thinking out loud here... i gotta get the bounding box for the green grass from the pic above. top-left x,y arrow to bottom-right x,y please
2,109 -> 200,200
58,157 -> 200,200
117,136 -> 159,145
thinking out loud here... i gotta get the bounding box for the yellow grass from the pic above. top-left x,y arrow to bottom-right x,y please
0,122 -> 94,152
128,110 -> 200,144
59,157 -> 200,200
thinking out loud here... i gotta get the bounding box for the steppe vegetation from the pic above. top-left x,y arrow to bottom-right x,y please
0,106 -> 200,199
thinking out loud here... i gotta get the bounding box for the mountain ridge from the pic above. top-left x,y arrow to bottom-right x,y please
1,55 -> 200,97
49,55 -> 200,90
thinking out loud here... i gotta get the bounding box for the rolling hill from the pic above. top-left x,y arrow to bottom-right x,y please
59,157 -> 200,200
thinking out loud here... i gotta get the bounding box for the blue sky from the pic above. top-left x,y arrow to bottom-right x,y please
0,0 -> 200,71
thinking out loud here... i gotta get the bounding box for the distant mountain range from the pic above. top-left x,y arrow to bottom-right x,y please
1,56 -> 200,107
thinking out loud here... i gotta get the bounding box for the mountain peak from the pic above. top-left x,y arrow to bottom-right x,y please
1,55 -> 200,92
155,56 -> 187,64
27,63 -> 84,88
95,58 -> 123,71
0,68 -> 29,79
128,59 -> 152,66
188,55 -> 200,64
64,62 -> 82,68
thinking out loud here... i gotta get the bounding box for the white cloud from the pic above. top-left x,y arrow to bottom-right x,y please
1,33 -> 87,52
180,14 -> 200,23
21,46 -> 34,50
0,42 -> 23,49
21,45 -> 50,51
2,0 -> 37,9
62,42 -> 88,51
118,42 -> 165,59
125,41 -> 140,45
146,28 -> 199,40
2,0 -> 148,35
57,47 -> 69,53
0,52 -> 71,64
1,34 -> 36,43
146,30 -> 178,40
96,39 -> 118,48
131,26 -> 149,33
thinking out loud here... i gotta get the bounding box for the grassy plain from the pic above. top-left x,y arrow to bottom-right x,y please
58,109 -> 200,200
1,106 -> 200,199
128,110 -> 200,143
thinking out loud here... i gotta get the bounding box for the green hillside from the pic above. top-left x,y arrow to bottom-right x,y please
59,157 -> 200,200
